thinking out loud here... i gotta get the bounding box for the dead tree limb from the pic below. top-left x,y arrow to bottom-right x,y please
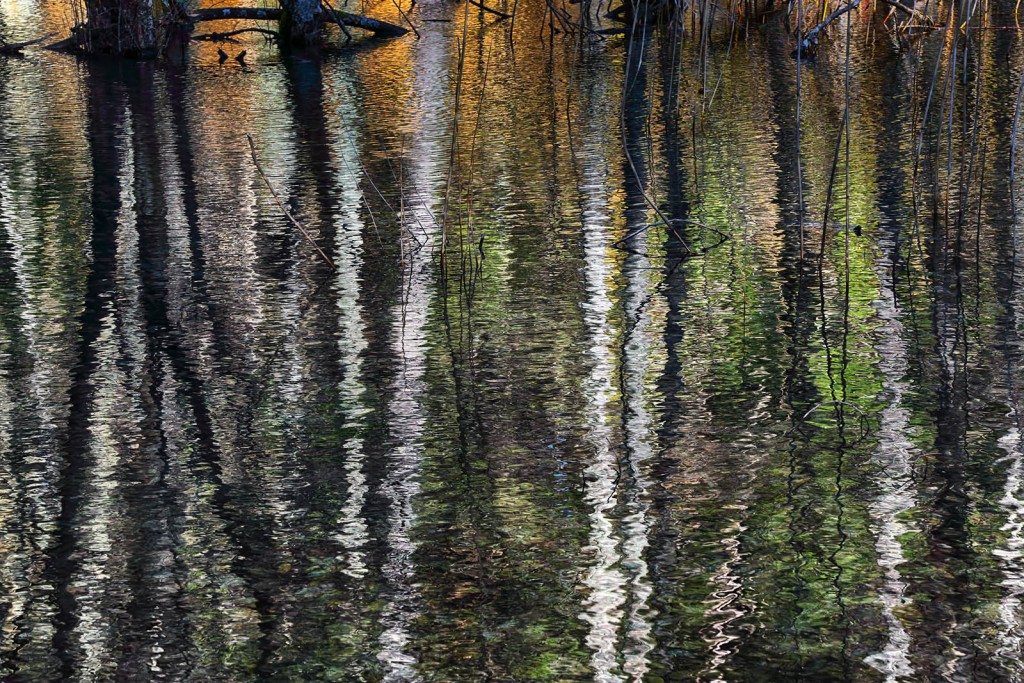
391,0 -> 421,38
0,33 -> 55,54
246,134 -> 336,271
796,0 -> 860,53
191,6 -> 408,36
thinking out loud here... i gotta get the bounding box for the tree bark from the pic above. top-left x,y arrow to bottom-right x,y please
281,0 -> 322,44
81,0 -> 156,55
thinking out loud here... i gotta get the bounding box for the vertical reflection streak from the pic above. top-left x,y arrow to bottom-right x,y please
863,285 -> 917,681
376,20 -> 449,680
579,148 -> 625,683
618,242 -> 658,680
995,210 -> 1024,674
328,69 -> 372,579
70,108 -> 139,680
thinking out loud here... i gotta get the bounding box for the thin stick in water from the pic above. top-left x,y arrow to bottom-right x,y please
246,133 -> 337,270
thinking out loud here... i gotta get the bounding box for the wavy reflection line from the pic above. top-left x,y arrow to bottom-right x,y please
0,81 -> 66,674
328,70 -> 372,580
579,164 -> 627,683
995,218 -> 1024,675
376,18 -> 450,680
618,243 -> 658,680
863,289 -> 917,682
73,107 -> 142,679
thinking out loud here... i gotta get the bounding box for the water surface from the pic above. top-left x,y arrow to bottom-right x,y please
2,1 -> 1024,679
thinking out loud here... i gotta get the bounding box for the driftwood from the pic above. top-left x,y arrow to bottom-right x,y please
795,0 -> 860,54
191,6 -> 408,36
246,134 -> 336,270
0,33 -> 55,54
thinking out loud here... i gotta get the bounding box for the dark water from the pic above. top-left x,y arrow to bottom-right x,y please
2,0 -> 1024,679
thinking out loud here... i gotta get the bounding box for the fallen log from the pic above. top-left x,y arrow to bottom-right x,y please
0,33 -> 55,54
191,6 -> 408,36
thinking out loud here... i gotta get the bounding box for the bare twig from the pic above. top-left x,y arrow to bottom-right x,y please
467,0 -> 512,19
246,134 -> 336,270
322,0 -> 355,42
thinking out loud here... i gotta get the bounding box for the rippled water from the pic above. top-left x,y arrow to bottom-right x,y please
2,0 -> 1024,679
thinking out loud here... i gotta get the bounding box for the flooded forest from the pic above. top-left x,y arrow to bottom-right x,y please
1,0 -> 1024,678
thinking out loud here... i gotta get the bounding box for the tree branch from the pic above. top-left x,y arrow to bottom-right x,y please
796,0 -> 860,53
467,0 -> 511,19
191,6 -> 408,36
876,0 -> 934,26
246,134 -> 336,271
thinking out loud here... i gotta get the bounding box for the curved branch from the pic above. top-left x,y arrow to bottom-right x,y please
191,6 -> 408,36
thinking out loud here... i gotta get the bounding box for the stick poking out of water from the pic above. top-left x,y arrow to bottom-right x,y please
246,133 -> 336,270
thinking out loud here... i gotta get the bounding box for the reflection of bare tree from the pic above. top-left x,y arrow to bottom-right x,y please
993,176 -> 1024,680
325,63 -> 374,581
376,11 -> 450,679
906,196 -> 973,680
46,71 -> 132,680
0,47 -> 91,680
863,277 -> 917,681
578,115 -> 625,683
863,62 -> 918,680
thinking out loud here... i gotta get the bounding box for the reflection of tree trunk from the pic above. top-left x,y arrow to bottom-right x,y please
47,66 -> 125,680
862,54 -> 918,683
907,220 -> 973,678
649,28 -> 689,673
112,64 -> 179,680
